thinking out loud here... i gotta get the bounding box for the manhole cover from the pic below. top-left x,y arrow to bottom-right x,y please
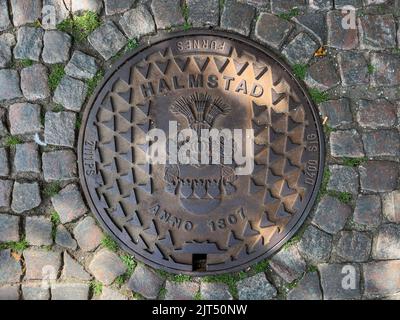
78,31 -> 325,275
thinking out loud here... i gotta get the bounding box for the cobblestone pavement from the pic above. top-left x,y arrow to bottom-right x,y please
0,0 -> 399,300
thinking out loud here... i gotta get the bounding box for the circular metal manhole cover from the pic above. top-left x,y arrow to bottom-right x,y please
78,31 -> 325,275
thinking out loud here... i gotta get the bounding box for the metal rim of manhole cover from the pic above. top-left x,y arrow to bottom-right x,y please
78,30 -> 325,276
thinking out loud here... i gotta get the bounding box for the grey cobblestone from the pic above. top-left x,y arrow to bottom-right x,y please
55,227 -> 79,258
382,190 -> 400,223
42,0 -> 69,29
0,180 -> 13,209
73,216 -> 103,252
42,150 -> 77,182
88,21 -> 127,61
0,215 -> 19,242
65,51 -> 98,80
327,10 -> 359,50
0,285 -> 19,300
104,0 -> 133,15
357,99 -> 397,129
335,0 -> 362,7
282,32 -> 319,65
119,5 -> 156,40
298,225 -> 332,264
11,182 -> 41,214
44,111 -> 76,147
42,31 -> 71,64
327,165 -> 359,195
0,33 -> 15,68
287,272 -> 322,300
65,0 -> 103,14
319,99 -> 353,128
221,1 -> 255,36
62,252 -> 91,281
99,287 -> 128,300
255,13 -> 293,50
51,184 -> 87,224
237,273 -> 277,300
128,264 -> 164,299
151,0 -> 185,30
370,53 -> 400,87
305,58 -> 340,91
9,103 -> 41,135
270,245 -> 306,283
25,216 -> 53,247
330,130 -> 365,158
353,195 -> 382,230
319,264 -> 361,300
51,283 -> 89,300
0,148 -> 9,177
22,283 -> 50,300
14,143 -> 40,175
21,64 -> 50,101
10,0 -> 41,27
335,231 -> 371,262
0,250 -> 21,284
14,27 -> 43,62
360,161 -> 399,192
337,51 -> 369,86
312,196 -> 351,235
53,76 -> 88,112
0,70 -> 23,102
164,281 -> 200,300
0,0 -> 11,32
358,14 -> 396,50
309,0 -> 333,10
24,249 -> 61,280
362,130 -> 400,157
271,0 -> 305,14
293,13 -> 327,44
363,260 -> 400,298
55,225 -> 77,250
188,0 -> 219,27
200,282 -> 233,300
372,224 -> 400,260
89,249 -> 126,285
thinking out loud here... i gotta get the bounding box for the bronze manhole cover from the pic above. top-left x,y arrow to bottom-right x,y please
78,31 -> 325,275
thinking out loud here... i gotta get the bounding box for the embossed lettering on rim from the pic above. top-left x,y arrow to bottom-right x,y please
78,31 -> 325,275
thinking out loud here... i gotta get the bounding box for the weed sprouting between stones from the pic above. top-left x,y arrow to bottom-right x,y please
158,287 -> 167,299
194,291 -> 202,300
182,3 -> 192,31
121,254 -> 136,275
101,234 -> 119,252
328,191 -> 353,205
13,59 -> 33,69
317,167 -> 331,202
50,211 -> 61,241
43,181 -> 62,198
367,64 -> 375,75
48,64 -> 65,93
342,157 -> 368,167
57,11 -> 101,42
309,88 -> 330,104
90,280 -> 103,296
292,64 -> 307,80
0,239 -> 29,252
86,70 -> 104,97
277,8 -> 300,21
4,135 -> 22,147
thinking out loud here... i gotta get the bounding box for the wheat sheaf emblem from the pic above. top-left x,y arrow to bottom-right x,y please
171,93 -> 231,133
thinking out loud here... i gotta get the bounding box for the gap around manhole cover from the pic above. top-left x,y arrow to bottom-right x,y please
78,30 -> 325,276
